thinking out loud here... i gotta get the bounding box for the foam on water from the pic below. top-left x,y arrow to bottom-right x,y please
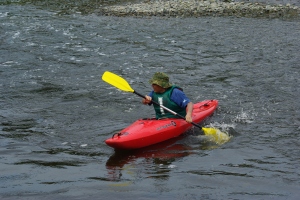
233,108 -> 258,124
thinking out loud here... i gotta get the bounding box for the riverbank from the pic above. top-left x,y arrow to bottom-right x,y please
98,0 -> 300,18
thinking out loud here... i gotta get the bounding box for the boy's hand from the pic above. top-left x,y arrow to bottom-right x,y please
142,95 -> 152,104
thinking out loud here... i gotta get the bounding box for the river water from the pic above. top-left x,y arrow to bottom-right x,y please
1,2 -> 300,200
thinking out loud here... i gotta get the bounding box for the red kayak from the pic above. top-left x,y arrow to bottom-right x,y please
105,99 -> 218,150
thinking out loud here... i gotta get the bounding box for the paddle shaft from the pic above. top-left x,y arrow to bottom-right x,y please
133,91 -> 203,130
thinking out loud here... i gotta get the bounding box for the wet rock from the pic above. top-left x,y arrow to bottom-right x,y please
98,0 -> 300,18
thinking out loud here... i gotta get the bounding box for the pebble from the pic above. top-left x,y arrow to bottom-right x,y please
98,0 -> 300,18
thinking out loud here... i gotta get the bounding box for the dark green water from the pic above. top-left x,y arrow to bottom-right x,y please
0,1 -> 299,199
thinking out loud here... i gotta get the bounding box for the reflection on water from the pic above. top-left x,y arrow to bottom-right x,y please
105,135 -> 191,181
105,132 -> 231,181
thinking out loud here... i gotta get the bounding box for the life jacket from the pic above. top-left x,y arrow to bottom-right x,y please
152,86 -> 187,119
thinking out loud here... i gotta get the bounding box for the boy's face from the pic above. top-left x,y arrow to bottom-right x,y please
152,84 -> 166,93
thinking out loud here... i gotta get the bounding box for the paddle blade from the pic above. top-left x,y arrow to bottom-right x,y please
102,71 -> 134,93
202,127 -> 230,145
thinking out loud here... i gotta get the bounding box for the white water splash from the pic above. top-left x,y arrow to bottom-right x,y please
233,108 -> 257,124
201,122 -> 233,145
208,121 -> 236,132
158,164 -> 177,169
168,165 -> 177,169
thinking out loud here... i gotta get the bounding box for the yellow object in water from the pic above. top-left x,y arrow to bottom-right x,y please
202,127 -> 231,145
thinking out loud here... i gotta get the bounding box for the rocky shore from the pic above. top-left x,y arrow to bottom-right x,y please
98,0 -> 300,18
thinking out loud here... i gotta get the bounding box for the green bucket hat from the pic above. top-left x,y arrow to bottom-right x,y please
149,72 -> 172,88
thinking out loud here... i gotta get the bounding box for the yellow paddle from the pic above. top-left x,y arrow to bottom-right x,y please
102,71 -> 230,144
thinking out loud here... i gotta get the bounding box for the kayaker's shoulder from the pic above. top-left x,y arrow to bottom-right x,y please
171,85 -> 183,92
